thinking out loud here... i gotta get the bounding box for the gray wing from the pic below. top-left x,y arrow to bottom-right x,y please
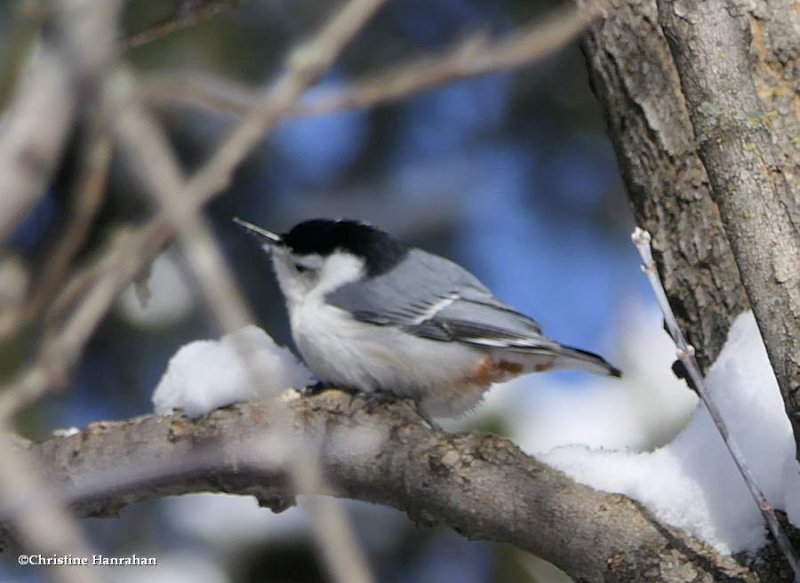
326,249 -> 549,350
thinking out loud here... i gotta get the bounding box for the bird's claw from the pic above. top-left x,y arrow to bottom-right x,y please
299,381 -> 327,395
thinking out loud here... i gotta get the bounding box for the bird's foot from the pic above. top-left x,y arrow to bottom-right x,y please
299,380 -> 327,395
370,393 -> 442,431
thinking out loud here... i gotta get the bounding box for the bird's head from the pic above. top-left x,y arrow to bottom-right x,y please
234,217 -> 408,306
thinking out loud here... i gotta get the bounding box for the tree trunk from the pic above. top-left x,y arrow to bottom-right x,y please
579,0 -> 800,578
579,0 -> 800,455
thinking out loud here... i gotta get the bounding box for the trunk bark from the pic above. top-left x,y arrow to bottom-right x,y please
579,0 -> 800,577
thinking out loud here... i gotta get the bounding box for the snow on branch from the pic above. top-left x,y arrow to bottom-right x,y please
630,228 -> 800,577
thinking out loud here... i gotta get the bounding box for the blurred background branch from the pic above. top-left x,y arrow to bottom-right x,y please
141,1 -> 602,118
122,0 -> 247,51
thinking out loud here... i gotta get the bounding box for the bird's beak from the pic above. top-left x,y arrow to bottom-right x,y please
233,217 -> 283,247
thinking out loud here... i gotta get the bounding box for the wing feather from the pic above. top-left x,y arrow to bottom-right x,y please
327,249 -> 549,350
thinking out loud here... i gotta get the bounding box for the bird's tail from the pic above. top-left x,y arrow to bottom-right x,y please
551,344 -> 622,377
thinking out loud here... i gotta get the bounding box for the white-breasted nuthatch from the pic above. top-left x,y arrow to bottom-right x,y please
234,217 -> 621,420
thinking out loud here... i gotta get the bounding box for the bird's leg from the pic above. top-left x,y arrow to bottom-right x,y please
414,403 -> 443,432
362,391 -> 441,430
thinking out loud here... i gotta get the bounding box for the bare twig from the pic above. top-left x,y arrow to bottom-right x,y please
0,230 -> 137,418
292,452 -> 374,583
180,0 -> 389,206
0,42 -> 76,245
109,74 -> 253,332
24,118 -> 112,325
142,1 -> 603,119
122,0 -> 246,51
632,227 -> 800,581
304,1 -> 601,115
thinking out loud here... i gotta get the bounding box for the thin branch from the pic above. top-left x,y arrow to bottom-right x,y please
632,227 -> 800,580
21,393 -> 774,583
300,0 -> 603,116
292,451 -> 374,583
121,0 -> 246,51
24,117 -> 112,326
142,1 -> 604,119
109,74 -> 254,332
180,0 -> 389,207
0,41 -> 76,245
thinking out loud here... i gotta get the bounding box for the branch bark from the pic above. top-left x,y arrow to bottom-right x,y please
18,391 -> 784,583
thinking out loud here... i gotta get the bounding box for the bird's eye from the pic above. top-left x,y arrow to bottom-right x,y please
294,263 -> 309,274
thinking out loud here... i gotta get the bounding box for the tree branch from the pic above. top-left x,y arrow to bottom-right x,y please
141,1 -> 602,119
0,40 -> 76,246
21,391 -> 782,583
0,0 -> 121,246
23,117 -> 111,326
121,0 -> 246,51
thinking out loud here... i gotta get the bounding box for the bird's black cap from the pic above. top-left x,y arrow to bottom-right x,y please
282,219 -> 409,277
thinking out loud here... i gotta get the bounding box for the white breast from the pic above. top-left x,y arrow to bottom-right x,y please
290,294 -> 483,409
